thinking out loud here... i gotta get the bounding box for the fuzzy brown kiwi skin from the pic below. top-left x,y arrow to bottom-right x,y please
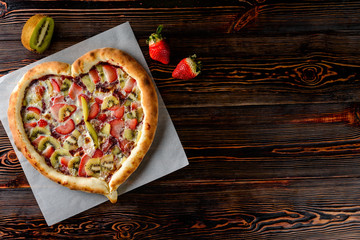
21,14 -> 46,52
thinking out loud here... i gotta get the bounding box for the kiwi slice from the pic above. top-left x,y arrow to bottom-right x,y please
101,123 -> 111,136
123,129 -> 135,141
25,112 -> 40,121
50,149 -> 71,168
30,127 -> 50,140
81,75 -> 95,92
58,105 -> 76,122
68,156 -> 81,176
85,158 -> 101,177
61,78 -> 71,92
63,135 -> 78,150
101,95 -> 119,110
21,14 -> 55,54
96,65 -> 105,82
112,145 -> 121,155
101,154 -> 114,173
38,136 -> 60,151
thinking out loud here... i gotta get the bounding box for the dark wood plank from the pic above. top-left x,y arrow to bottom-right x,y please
3,177 -> 360,239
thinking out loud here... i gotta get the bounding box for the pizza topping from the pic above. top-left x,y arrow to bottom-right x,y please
88,102 -> 100,120
22,62 -> 145,181
81,75 -> 95,93
37,136 -> 60,151
58,104 -> 76,122
27,106 -> 41,115
30,126 -> 50,141
101,95 -> 119,110
85,121 -> 99,149
109,119 -> 124,139
68,156 -> 81,176
68,82 -> 83,101
103,65 -> 118,83
89,69 -> 100,84
55,119 -> 75,135
50,149 -> 71,168
43,145 -> 55,159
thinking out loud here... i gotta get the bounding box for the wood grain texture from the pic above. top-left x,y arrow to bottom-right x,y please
2,0 -> 360,239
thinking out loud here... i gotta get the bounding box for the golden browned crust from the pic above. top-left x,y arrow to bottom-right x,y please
8,48 -> 158,203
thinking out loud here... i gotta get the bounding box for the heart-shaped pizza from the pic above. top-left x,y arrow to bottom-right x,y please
8,48 -> 158,203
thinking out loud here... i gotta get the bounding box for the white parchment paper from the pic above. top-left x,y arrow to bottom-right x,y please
0,22 -> 188,226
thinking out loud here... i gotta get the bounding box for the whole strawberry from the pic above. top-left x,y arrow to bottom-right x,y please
147,25 -> 170,64
172,54 -> 201,80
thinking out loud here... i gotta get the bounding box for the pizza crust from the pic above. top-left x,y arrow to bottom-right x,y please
8,48 -> 158,203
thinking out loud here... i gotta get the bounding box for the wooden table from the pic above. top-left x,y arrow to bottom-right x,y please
1,0 -> 360,238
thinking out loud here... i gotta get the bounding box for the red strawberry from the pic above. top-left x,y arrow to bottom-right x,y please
127,118 -> 138,130
43,146 -> 55,159
68,83 -> 83,101
98,113 -> 107,122
110,119 -> 125,139
88,102 -> 100,120
27,106 -> 41,115
60,157 -> 70,167
55,119 -> 75,135
109,105 -> 124,119
89,69 -> 100,84
92,149 -> 104,158
78,154 -> 91,177
24,122 -> 37,128
38,119 -> 48,127
53,95 -> 65,104
32,135 -> 45,147
95,97 -> 103,104
147,25 -> 170,64
123,78 -> 136,93
172,54 -> 201,80
103,65 -> 118,83
51,79 -> 61,92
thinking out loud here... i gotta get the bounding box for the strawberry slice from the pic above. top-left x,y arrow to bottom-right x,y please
32,135 -> 45,147
51,79 -> 61,92
123,78 -> 136,93
120,139 -> 132,153
38,119 -> 48,127
78,154 -> 90,177
68,83 -> 83,101
50,103 -> 65,121
53,95 -> 65,104
98,113 -> 107,122
43,146 -> 55,159
127,118 -> 138,130
92,149 -> 104,158
131,102 -> 138,111
110,119 -> 125,139
24,122 -> 37,128
109,105 -> 124,119
172,54 -> 201,80
60,157 -> 70,168
89,69 -> 101,84
88,102 -> 100,120
103,65 -> 118,83
27,106 -> 41,115
95,98 -> 103,104
147,25 -> 170,64
55,119 -> 75,135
